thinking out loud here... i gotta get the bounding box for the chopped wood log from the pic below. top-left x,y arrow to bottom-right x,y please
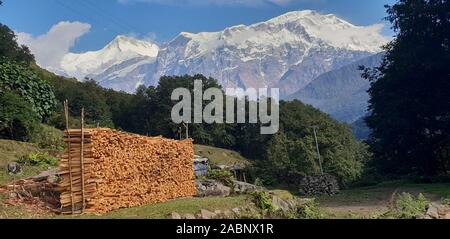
57,128 -> 196,214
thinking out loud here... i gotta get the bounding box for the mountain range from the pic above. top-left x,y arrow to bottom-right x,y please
287,53 -> 384,123
52,10 -> 389,123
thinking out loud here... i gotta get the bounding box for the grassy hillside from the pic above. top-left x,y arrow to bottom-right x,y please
57,195 -> 249,219
0,139 -> 44,185
194,144 -> 250,167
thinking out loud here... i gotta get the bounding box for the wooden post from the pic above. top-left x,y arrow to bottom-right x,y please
313,126 -> 324,175
64,100 -> 75,214
80,108 -> 86,213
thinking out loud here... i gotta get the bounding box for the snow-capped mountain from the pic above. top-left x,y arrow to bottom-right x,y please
60,35 -> 159,82
57,10 -> 389,96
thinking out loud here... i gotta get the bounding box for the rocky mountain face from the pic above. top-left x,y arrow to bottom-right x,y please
287,53 -> 384,123
57,10 -> 388,96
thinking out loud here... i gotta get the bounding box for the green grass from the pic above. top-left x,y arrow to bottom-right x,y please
0,139 -> 50,185
403,183 -> 450,199
194,145 -> 250,167
317,181 -> 450,206
56,195 -> 250,219
270,190 -> 296,201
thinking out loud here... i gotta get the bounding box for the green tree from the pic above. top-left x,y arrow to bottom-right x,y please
0,91 -> 39,141
363,0 -> 450,176
125,74 -> 236,148
0,24 -> 34,64
255,100 -> 368,186
0,60 -> 56,120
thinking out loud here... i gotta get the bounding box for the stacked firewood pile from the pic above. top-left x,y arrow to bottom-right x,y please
57,128 -> 196,214
298,174 -> 340,196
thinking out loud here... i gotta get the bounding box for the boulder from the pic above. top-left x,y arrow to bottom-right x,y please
196,179 -> 231,197
272,195 -> 290,212
184,213 -> 196,219
233,181 -> 265,194
223,210 -> 235,219
31,169 -> 59,182
7,162 -> 21,175
426,203 -> 440,219
232,208 -> 241,216
416,214 -> 433,219
171,212 -> 182,219
200,209 -> 216,219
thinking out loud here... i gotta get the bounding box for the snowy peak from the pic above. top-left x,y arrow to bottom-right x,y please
104,35 -> 159,57
60,35 -> 159,80
264,10 -> 388,53
174,10 -> 388,56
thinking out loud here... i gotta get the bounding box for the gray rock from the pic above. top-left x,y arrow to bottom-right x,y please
223,210 -> 235,219
234,181 -> 265,194
184,213 -> 196,219
272,196 -> 290,212
7,162 -> 21,175
200,209 -> 216,219
426,204 -> 440,219
171,212 -> 182,219
416,214 -> 433,219
196,179 -> 231,197
232,208 -> 241,215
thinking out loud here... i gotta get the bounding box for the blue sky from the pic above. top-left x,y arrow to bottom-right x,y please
0,0 -> 397,53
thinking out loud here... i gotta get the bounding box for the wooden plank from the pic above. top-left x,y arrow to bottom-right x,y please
64,100 -> 75,214
80,107 -> 86,213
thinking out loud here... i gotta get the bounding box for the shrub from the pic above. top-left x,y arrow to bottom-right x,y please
391,193 -> 429,219
30,124 -> 64,151
207,169 -> 235,187
0,91 -> 39,141
254,178 -> 264,187
18,152 -> 59,168
295,200 -> 325,219
443,198 -> 450,206
252,191 -> 275,212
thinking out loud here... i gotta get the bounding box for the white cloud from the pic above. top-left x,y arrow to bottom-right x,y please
117,0 -> 298,7
17,21 -> 91,71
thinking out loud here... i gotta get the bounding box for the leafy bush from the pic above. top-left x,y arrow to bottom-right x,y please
254,178 -> 264,187
443,198 -> 450,206
390,193 -> 429,219
252,191 -> 275,212
0,59 -> 56,120
0,91 -> 39,141
18,152 -> 59,168
295,200 -> 325,219
30,124 -> 64,151
207,169 -> 235,187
